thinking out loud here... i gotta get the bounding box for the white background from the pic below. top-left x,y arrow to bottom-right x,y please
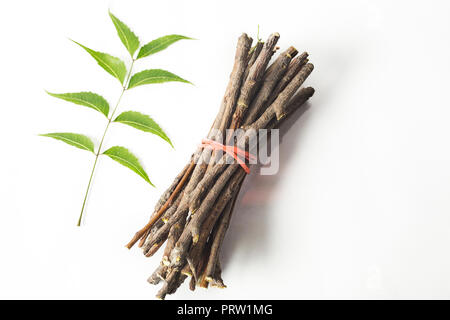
1,0 -> 450,299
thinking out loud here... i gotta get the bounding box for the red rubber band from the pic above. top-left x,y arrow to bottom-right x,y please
200,138 -> 256,174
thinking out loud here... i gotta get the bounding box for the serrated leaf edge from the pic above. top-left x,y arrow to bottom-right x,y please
102,147 -> 153,186
137,35 -> 194,59
109,11 -> 140,56
128,69 -> 192,89
46,91 -> 109,117
113,112 -> 173,148
40,133 -> 95,153
71,39 -> 126,84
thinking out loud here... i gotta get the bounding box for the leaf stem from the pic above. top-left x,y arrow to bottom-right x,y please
78,154 -> 98,226
77,59 -> 136,226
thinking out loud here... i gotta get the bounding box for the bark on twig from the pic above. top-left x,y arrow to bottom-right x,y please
243,41 -> 264,81
147,264 -> 167,285
126,161 -> 195,249
170,170 -> 246,269
267,52 -> 309,105
244,46 -> 297,126
216,33 -> 253,138
272,63 -> 314,120
161,209 -> 187,264
205,180 -> 242,281
209,261 -> 227,288
228,33 -> 280,133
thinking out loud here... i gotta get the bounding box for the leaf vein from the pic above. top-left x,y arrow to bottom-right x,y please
106,154 -> 146,179
49,135 -> 91,151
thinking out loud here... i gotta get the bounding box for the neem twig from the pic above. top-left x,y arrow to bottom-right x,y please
204,178 -> 242,282
243,40 -> 264,81
228,33 -> 280,133
244,46 -> 297,125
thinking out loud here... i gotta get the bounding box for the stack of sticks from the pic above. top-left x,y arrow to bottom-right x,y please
126,32 -> 315,299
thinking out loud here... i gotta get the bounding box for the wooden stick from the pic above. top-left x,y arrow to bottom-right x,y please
182,183 -> 240,284
244,46 -> 297,126
215,33 -> 253,138
126,161 -> 195,249
272,63 -> 314,120
136,162 -> 190,247
209,261 -> 227,288
169,170 -> 246,269
243,40 -> 264,81
147,264 -> 167,285
228,33 -> 280,133
204,180 -> 242,281
161,210 -> 187,265
267,52 -> 308,105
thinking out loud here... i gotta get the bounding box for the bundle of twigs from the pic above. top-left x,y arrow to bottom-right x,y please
126,32 -> 315,299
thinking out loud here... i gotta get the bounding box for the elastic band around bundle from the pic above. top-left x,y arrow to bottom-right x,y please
200,138 -> 256,174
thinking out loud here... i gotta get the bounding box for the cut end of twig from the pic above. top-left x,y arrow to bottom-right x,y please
192,234 -> 199,244
147,275 -> 162,285
145,243 -> 160,257
162,256 -> 171,266
211,281 -> 227,289
138,230 -> 151,248
182,269 -> 193,277
125,243 -> 133,250
305,86 -> 315,96
286,46 -> 298,58
304,62 -> 314,73
126,231 -> 145,249
189,276 -> 196,291
186,257 -> 198,281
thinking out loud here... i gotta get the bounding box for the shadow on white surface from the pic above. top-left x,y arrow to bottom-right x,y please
220,45 -> 354,274
221,101 -> 313,268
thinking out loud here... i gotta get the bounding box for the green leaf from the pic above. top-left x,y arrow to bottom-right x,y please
128,69 -> 191,89
46,91 -> 109,117
72,40 -> 127,84
102,146 -> 153,185
114,111 -> 173,148
40,133 -> 95,153
137,34 -> 193,59
109,11 -> 140,57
